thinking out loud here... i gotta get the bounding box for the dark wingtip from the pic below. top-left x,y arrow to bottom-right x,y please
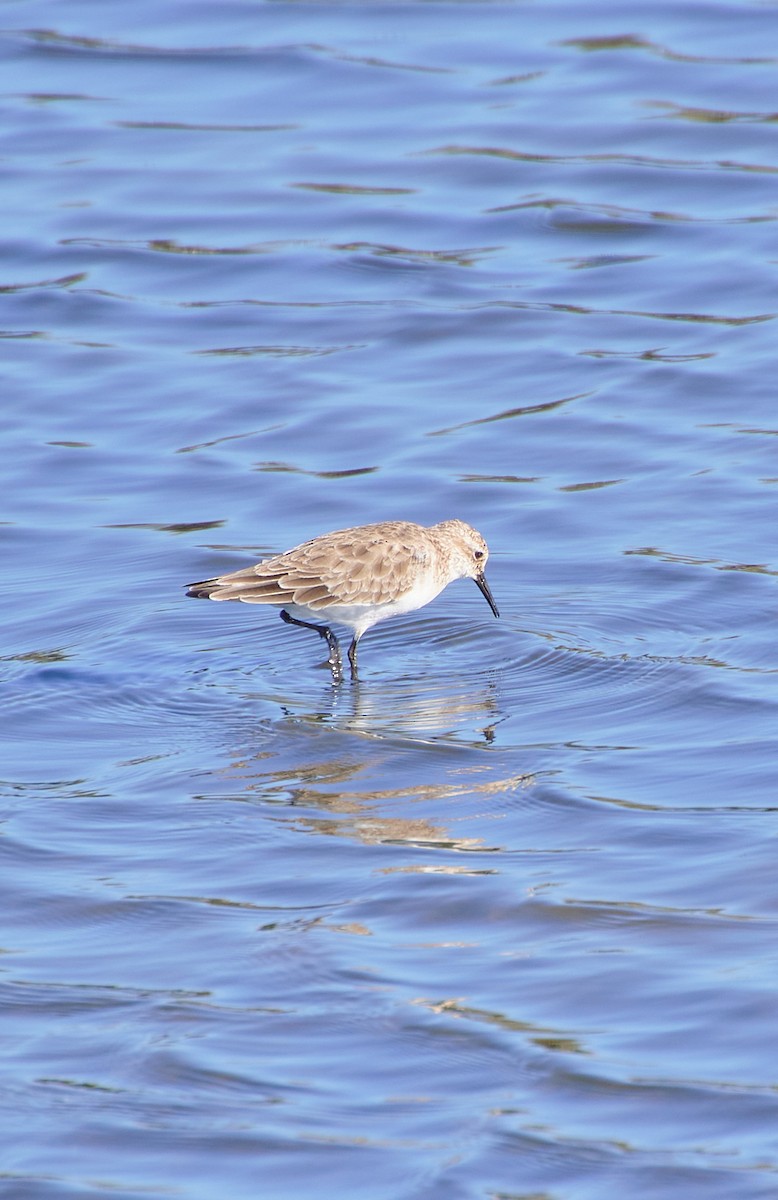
186,580 -> 216,599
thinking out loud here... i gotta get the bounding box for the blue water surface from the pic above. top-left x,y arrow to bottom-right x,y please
2,2 -> 778,1198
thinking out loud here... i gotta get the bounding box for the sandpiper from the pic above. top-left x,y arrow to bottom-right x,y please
187,518 -> 499,681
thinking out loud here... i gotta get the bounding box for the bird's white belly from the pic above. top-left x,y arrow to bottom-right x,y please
282,575 -> 446,637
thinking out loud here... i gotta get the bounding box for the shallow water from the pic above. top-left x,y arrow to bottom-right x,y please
3,1 -> 778,1197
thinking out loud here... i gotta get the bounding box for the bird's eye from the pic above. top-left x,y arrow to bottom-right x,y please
474,549 -> 484,561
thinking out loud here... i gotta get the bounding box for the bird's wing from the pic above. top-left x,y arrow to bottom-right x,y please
190,523 -> 432,607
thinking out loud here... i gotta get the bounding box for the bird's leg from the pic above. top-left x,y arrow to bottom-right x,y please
347,635 -> 360,682
280,610 -> 343,682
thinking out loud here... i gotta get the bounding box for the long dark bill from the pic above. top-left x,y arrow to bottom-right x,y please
474,572 -> 500,618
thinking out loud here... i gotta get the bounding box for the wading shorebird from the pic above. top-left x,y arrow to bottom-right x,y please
187,518 -> 499,682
